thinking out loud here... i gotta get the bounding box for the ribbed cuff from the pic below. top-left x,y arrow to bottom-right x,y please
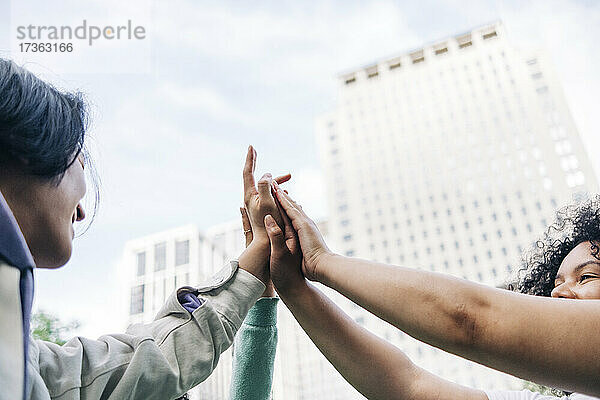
243,297 -> 279,327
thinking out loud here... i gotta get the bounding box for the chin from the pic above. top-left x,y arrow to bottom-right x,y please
35,238 -> 73,269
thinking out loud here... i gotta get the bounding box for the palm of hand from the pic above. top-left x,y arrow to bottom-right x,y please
243,146 -> 286,239
246,193 -> 283,238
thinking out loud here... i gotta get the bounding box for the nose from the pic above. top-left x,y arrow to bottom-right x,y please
76,203 -> 86,222
551,283 -> 576,299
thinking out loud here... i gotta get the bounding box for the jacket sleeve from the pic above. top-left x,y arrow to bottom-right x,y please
229,297 -> 278,400
34,262 -> 265,400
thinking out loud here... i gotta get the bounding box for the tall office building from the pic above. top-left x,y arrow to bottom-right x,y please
316,21 -> 598,393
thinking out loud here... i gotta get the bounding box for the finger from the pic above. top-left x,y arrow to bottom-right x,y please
265,215 -> 286,258
274,173 -> 291,185
240,207 -> 253,247
273,183 -> 304,217
257,173 -> 274,200
276,197 -> 295,241
243,146 -> 257,201
276,197 -> 300,254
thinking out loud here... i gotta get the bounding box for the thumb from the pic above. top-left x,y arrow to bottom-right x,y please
265,215 -> 285,258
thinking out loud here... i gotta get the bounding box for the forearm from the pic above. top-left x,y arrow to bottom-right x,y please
316,254 -> 600,395
317,255 -> 486,352
238,240 -> 270,285
278,282 -> 421,400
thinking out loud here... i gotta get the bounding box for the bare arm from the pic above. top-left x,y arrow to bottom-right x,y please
272,183 -> 600,396
264,213 -> 486,400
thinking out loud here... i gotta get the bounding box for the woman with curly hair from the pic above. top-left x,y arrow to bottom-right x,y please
263,184 -> 600,400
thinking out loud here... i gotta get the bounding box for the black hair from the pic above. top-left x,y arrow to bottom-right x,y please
516,195 -> 600,296
0,58 -> 90,180
0,58 -> 99,229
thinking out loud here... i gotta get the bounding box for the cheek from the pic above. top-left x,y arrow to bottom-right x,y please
580,282 -> 600,299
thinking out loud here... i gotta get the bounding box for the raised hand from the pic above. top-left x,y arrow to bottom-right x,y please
241,206 -> 275,297
242,145 -> 289,244
271,182 -> 332,282
264,201 -> 305,294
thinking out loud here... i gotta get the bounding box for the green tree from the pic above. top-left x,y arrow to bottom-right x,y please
31,310 -> 80,346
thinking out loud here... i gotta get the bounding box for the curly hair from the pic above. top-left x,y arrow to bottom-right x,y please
516,194 -> 600,296
514,195 -> 600,397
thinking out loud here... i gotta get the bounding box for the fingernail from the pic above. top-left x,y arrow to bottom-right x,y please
265,215 -> 275,227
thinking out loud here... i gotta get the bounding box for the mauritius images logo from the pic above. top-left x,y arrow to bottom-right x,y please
16,20 -> 146,46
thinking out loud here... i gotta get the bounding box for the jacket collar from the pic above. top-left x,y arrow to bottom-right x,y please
0,190 -> 35,270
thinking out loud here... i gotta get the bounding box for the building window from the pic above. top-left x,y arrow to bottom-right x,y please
343,74 -> 356,85
365,65 -> 379,79
456,33 -> 472,49
410,50 -> 425,64
130,284 -> 144,315
136,252 -> 146,277
175,240 -> 190,266
154,242 -> 166,271
482,30 -> 497,40
388,57 -> 402,70
434,45 -> 448,55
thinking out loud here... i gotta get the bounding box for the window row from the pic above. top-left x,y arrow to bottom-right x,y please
136,239 -> 190,276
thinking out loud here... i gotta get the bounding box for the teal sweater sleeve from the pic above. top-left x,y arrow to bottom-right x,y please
229,297 -> 279,400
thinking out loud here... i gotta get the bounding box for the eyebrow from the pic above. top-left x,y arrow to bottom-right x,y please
555,260 -> 600,281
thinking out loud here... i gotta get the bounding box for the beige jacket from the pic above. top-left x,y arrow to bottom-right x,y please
21,261 -> 265,400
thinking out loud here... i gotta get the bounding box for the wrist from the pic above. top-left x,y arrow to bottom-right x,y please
238,242 -> 270,284
261,281 -> 276,297
251,230 -> 270,245
250,235 -> 270,249
314,252 -> 342,285
275,278 -> 310,301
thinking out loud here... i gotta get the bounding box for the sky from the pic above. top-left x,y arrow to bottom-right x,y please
0,0 -> 599,338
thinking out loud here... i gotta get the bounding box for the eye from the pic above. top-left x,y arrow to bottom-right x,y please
579,274 -> 596,283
